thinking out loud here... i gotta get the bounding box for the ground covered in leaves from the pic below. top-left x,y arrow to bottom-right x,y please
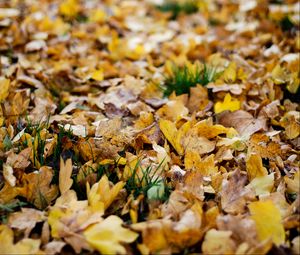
0,0 -> 299,254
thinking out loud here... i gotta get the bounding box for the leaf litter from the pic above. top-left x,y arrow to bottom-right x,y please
0,0 -> 299,254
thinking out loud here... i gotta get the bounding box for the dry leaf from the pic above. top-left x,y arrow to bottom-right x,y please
214,93 -> 240,114
59,157 -> 73,195
249,200 -> 285,245
0,225 -> 42,254
84,215 -> 138,254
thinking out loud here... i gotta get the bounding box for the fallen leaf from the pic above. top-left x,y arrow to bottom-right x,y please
202,229 -> 236,254
87,175 -> 124,211
218,110 -> 267,138
0,78 -> 10,102
159,119 -> 190,155
284,171 -> 300,194
221,170 -> 255,214
59,157 -> 73,195
222,62 -> 237,83
0,225 -> 42,254
23,167 -> 58,209
8,208 -> 45,237
3,164 -> 16,187
246,154 -> 268,181
214,93 -> 240,114
249,200 -> 285,245
247,173 -> 275,196
59,0 -> 80,17
84,215 -> 138,254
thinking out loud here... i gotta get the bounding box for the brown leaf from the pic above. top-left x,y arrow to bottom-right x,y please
8,208 -> 45,237
23,166 -> 59,209
59,157 -> 73,195
220,170 -> 255,214
218,110 -> 267,137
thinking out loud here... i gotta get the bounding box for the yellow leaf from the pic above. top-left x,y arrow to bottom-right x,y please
214,93 -> 240,114
87,175 -> 124,211
195,120 -> 229,139
0,225 -> 42,254
84,215 -> 138,254
271,64 -> 289,85
48,190 -> 89,239
59,157 -> 73,195
249,200 -> 285,245
246,154 -> 268,181
202,229 -> 236,254
89,9 -> 106,23
59,0 -> 80,17
247,173 -> 274,196
157,99 -> 189,122
284,171 -> 300,194
0,77 -> 10,102
286,72 -> 299,94
159,119 -> 190,155
90,69 -> 104,81
223,62 -> 237,83
185,152 -> 218,176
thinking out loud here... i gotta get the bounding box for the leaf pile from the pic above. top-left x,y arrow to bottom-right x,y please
0,0 -> 299,254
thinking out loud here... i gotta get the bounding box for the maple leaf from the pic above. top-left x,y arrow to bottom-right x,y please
214,93 -> 240,114
83,215 -> 138,254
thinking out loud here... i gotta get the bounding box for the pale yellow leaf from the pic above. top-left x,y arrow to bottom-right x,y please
247,173 -> 274,196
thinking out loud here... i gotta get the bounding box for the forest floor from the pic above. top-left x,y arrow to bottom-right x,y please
0,0 -> 299,254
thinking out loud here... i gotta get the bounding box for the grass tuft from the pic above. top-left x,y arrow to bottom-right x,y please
0,201 -> 28,223
162,63 -> 217,96
125,160 -> 170,201
156,0 -> 198,19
